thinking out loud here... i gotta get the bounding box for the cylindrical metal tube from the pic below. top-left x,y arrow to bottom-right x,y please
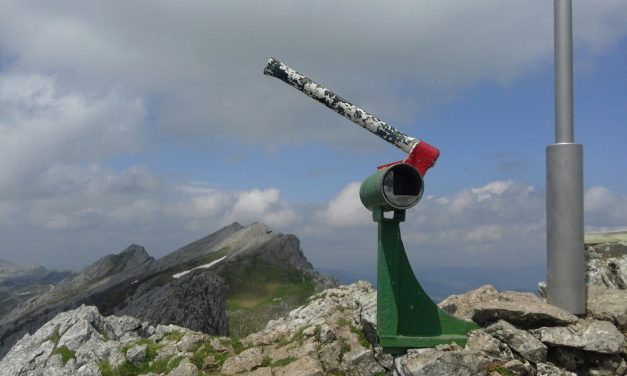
360,164 -> 424,212
555,0 -> 574,143
546,143 -> 586,314
264,58 -> 420,153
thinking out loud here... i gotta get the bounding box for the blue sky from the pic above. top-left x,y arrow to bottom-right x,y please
0,1 -> 626,285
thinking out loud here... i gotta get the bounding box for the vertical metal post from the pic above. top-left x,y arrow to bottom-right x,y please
546,0 -> 586,314
554,0 -> 574,144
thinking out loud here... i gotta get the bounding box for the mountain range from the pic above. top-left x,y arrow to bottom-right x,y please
0,222 -> 336,359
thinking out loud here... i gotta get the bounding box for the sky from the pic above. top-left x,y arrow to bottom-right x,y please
0,1 -> 626,285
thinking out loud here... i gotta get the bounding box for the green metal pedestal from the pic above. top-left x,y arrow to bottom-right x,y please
374,208 -> 478,352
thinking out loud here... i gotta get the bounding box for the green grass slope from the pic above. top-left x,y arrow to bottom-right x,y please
221,260 -> 315,338
585,231 -> 627,244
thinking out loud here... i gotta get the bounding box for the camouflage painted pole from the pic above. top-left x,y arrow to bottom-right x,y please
264,58 -> 420,154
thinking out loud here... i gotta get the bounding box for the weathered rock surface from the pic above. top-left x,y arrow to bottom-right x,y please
587,284 -> 627,330
532,319 -> 625,354
485,320 -> 547,363
395,348 -> 492,376
118,269 -> 228,335
2,281 -> 626,376
587,242 -> 627,289
439,284 -> 578,328
221,347 -> 263,374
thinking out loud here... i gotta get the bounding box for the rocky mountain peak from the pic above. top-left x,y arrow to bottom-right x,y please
153,222 -> 245,271
68,245 -> 153,288
116,244 -> 153,270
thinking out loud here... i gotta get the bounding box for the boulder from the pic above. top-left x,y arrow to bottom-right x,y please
0,305 -> 144,376
220,347 -> 263,374
438,285 -> 499,320
245,367 -> 273,376
546,347 -> 627,375
396,349 -> 492,376
273,355 -> 324,376
533,320 -> 625,354
343,348 -> 387,375
485,320 -> 547,363
586,242 -> 627,289
439,285 -> 578,328
465,329 -> 514,360
587,285 -> 627,330
536,362 -> 577,376
167,358 -> 198,376
125,343 -> 147,364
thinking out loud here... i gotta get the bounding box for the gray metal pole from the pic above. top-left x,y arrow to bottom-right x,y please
554,0 -> 574,143
546,0 -> 586,314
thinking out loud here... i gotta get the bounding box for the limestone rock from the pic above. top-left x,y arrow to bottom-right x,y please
220,347 -> 263,374
3,281 -> 627,376
533,320 -> 625,354
586,242 -> 627,289
485,320 -> 547,363
125,343 -> 147,364
500,359 -> 534,376
244,281 -> 376,347
465,329 -> 514,360
439,285 -> 578,328
544,347 -> 627,374
318,341 -> 342,372
77,363 -> 101,376
438,285 -> 499,320
343,348 -> 387,375
167,358 -> 198,376
0,305 -> 114,376
536,362 -> 577,376
396,348 -> 492,376
587,285 -> 627,330
273,355 -> 324,376
103,314 -> 143,341
245,367 -> 273,376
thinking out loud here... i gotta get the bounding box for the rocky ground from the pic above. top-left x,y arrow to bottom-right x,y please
1,240 -> 625,375
1,279 -> 625,376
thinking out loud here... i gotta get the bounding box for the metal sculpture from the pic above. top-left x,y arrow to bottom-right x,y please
264,58 -> 478,352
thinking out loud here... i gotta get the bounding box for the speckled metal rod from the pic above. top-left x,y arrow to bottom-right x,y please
264,58 -> 420,154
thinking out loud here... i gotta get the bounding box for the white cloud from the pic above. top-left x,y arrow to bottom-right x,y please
465,225 -> 503,242
0,1 -> 625,148
471,181 -> 516,201
224,188 -> 299,228
585,185 -> 627,229
0,73 -> 146,196
166,187 -> 231,220
585,186 -> 616,211
316,182 -> 371,227
1,165 -> 626,271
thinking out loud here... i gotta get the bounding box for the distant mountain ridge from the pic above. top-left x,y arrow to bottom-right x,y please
0,222 -> 336,358
0,260 -> 73,324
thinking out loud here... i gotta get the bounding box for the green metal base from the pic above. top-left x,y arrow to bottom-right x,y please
374,209 -> 479,351
380,334 -> 470,349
